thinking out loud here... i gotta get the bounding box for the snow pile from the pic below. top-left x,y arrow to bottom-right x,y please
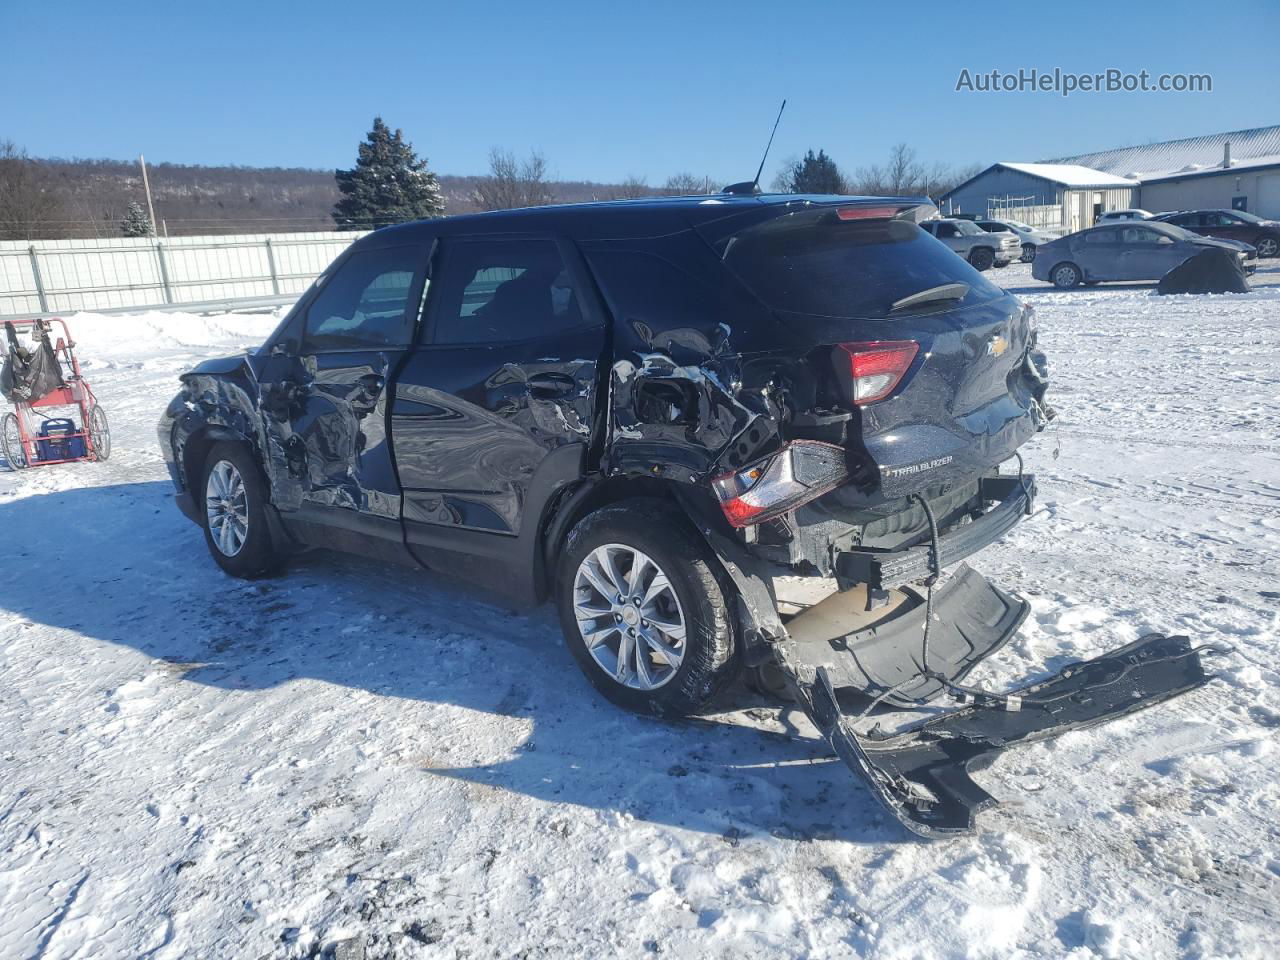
2,267 -> 1279,958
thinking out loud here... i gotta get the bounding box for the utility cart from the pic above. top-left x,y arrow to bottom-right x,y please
1,317 -> 110,469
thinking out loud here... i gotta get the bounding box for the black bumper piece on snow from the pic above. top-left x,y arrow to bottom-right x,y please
836,475 -> 1036,591
777,631 -> 1220,837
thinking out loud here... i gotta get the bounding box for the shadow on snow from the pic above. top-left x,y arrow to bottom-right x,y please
0,479 -> 904,844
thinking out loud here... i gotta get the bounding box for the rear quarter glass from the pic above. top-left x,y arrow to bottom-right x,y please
711,211 -> 1003,321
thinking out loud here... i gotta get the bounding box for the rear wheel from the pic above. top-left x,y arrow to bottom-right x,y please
1051,262 -> 1081,288
200,441 -> 282,577
1256,234 -> 1279,258
88,405 -> 110,461
969,247 -> 995,271
557,500 -> 739,716
1,413 -> 27,470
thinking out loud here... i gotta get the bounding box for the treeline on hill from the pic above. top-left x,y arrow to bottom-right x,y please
1,122 -> 981,240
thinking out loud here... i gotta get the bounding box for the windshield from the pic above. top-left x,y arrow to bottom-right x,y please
716,211 -> 1002,320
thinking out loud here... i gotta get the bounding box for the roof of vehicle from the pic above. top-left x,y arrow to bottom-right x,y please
360,193 -> 935,245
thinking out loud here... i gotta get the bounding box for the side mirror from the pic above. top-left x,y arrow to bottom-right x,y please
1157,236 -> 1174,245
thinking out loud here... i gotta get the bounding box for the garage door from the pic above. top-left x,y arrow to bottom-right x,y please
1258,174 -> 1280,219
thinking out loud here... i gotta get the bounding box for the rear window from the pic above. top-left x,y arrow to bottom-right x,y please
716,211 -> 1001,319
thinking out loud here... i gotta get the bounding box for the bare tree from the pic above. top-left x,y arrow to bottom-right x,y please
661,172 -> 715,195
848,144 -> 981,200
472,148 -> 556,211
0,141 -> 66,240
612,175 -> 651,199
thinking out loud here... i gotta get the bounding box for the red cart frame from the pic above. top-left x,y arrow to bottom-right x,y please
1,317 -> 110,469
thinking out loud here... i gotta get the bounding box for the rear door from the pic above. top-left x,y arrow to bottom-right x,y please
390,235 -> 606,584
257,242 -> 427,551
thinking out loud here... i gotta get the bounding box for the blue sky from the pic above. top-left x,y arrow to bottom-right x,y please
4,0 -> 1276,184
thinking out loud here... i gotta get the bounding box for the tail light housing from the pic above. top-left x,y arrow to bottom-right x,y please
836,340 -> 919,405
711,441 -> 849,528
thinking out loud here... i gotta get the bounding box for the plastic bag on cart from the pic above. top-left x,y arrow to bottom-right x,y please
2,321 -> 66,403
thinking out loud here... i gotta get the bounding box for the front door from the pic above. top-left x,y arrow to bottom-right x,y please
390,235 -> 607,594
1117,225 -> 1177,280
258,242 -> 428,549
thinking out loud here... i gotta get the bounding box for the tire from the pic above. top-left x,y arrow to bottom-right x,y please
556,499 -> 739,717
968,247 -> 995,271
1,413 -> 27,470
88,405 -> 111,461
1051,262 -> 1081,288
1021,244 -> 1036,262
199,441 -> 282,578
1256,233 -> 1279,258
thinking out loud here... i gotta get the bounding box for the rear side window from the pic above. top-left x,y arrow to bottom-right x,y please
429,238 -> 586,344
715,212 -> 1001,320
304,246 -> 423,351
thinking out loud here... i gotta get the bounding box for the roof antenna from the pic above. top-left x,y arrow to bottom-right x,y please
723,99 -> 787,195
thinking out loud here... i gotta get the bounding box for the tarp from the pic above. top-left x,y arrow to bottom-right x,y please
1157,248 -> 1250,295
1,321 -> 66,404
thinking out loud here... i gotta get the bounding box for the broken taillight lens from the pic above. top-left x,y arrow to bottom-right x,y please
711,441 -> 849,528
837,340 -> 919,405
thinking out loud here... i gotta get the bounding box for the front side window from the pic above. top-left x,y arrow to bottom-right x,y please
303,246 -> 424,351
1119,226 -> 1161,244
429,238 -> 586,344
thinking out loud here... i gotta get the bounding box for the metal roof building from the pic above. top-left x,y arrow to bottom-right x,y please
940,125 -> 1280,227
1048,125 -> 1280,178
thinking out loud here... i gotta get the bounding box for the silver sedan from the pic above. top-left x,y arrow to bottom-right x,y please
1032,221 -> 1254,288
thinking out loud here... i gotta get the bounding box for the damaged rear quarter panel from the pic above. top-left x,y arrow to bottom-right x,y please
581,231 -> 823,487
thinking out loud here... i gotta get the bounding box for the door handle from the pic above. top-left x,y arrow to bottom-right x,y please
527,372 -> 576,397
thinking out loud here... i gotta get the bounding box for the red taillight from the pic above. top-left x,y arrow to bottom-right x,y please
835,205 -> 901,221
837,340 -> 919,405
711,442 -> 849,528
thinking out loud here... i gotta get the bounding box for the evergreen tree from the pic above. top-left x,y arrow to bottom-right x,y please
333,118 -> 444,230
782,149 -> 845,194
120,200 -> 154,237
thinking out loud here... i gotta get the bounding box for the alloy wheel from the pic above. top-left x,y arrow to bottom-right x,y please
206,460 -> 249,557
572,543 -> 687,691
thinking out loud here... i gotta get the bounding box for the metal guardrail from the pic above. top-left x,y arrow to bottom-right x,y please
0,232 -> 364,320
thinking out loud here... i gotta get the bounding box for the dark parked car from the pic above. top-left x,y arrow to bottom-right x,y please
159,194 -> 1212,837
1154,209 -> 1280,257
1033,220 -> 1255,288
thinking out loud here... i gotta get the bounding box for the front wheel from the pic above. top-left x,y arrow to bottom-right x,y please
1021,244 -> 1036,262
1051,262 -> 1081,288
1,413 -> 28,470
200,441 -> 282,577
557,500 -> 739,716
1256,234 -> 1279,258
969,247 -> 995,271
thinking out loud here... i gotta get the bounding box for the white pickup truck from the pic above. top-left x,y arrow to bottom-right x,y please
920,217 -> 1021,271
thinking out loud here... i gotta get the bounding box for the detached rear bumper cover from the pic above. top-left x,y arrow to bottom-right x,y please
836,475 -> 1035,591
777,632 -> 1220,837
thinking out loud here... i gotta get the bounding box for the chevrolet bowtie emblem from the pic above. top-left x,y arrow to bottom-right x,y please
987,334 -> 1009,357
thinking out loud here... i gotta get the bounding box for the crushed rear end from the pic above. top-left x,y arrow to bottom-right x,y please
686,199 -> 1220,837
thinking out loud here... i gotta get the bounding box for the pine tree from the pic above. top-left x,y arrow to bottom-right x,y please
333,118 -> 445,230
120,200 -> 154,237
782,149 -> 845,194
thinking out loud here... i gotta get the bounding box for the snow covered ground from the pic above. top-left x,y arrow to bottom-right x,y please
2,262 -> 1278,959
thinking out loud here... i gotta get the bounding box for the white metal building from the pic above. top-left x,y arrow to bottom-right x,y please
940,124 -> 1280,227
